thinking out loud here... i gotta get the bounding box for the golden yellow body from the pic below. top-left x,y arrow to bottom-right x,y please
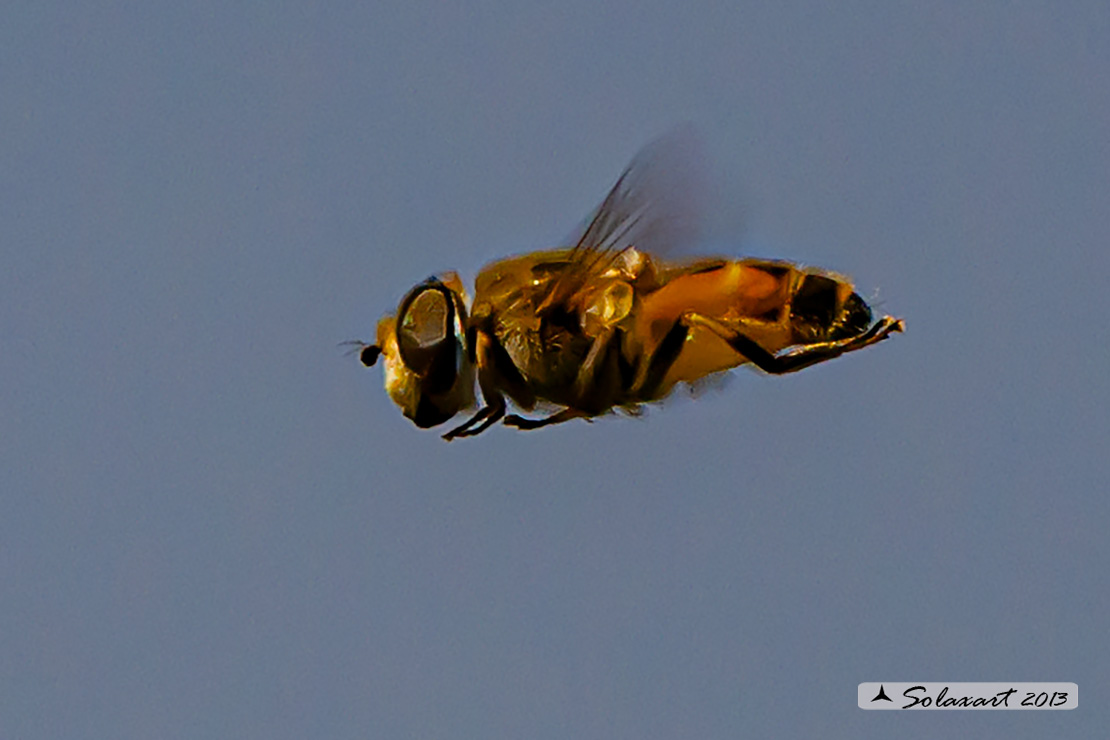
356,136 -> 903,439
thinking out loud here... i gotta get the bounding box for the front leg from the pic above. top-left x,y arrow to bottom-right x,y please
443,327 -> 533,440
442,394 -> 506,440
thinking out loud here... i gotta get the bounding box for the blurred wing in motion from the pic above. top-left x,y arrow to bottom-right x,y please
539,127 -> 710,314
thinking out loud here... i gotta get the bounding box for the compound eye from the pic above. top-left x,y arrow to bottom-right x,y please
397,286 -> 452,372
400,287 -> 449,349
395,280 -> 466,397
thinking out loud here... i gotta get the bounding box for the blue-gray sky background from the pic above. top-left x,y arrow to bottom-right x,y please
3,2 -> 1107,738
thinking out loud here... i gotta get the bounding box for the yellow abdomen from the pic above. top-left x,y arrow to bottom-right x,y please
634,261 -> 799,389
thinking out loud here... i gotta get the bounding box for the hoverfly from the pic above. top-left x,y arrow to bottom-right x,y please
354,134 -> 904,440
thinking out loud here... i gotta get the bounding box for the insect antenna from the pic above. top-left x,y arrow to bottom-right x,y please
339,340 -> 382,367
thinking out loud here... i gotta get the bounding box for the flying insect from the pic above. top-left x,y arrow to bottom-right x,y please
354,136 -> 904,440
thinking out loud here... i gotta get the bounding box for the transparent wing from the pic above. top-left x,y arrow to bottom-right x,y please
540,126 -> 710,313
570,126 -> 707,258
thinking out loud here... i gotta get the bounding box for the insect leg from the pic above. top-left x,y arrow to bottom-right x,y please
572,327 -> 626,410
504,408 -> 592,431
442,365 -> 512,440
686,314 -> 904,374
442,327 -> 532,440
635,320 -> 691,400
442,394 -> 506,440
